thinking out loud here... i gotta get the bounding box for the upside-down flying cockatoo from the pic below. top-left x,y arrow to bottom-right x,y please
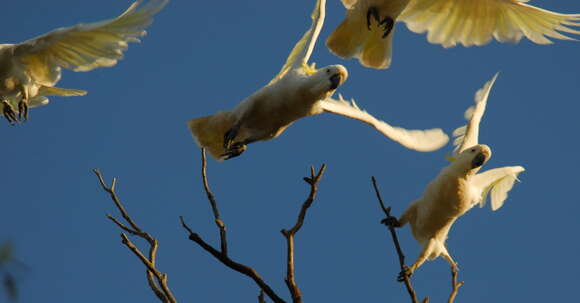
0,0 -> 169,123
393,74 -> 525,277
327,0 -> 580,68
188,0 -> 449,161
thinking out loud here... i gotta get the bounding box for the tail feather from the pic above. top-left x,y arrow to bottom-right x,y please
187,111 -> 236,161
327,13 -> 394,69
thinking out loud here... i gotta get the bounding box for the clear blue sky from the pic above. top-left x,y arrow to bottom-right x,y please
1,1 -> 579,302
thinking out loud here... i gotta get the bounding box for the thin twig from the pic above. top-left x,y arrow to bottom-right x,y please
180,149 -> 287,303
281,165 -> 326,303
94,169 -> 177,303
447,266 -> 464,303
372,176 -> 428,303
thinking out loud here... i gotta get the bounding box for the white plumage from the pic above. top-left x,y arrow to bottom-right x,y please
0,0 -> 168,123
327,0 -> 580,69
396,74 -> 525,276
188,0 -> 449,161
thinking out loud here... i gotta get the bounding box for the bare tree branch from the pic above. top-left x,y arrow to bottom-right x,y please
94,169 -> 177,303
447,266 -> 464,303
371,177 -> 428,303
258,290 -> 266,303
180,149 -> 287,303
281,165 -> 326,303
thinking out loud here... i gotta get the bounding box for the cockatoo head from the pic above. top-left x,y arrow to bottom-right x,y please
308,64 -> 348,97
455,144 -> 492,173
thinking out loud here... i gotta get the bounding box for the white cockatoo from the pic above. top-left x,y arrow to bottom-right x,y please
0,0 -> 168,123
393,74 -> 525,277
327,0 -> 580,69
188,0 -> 449,161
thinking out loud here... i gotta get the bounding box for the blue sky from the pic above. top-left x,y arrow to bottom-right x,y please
1,1 -> 579,302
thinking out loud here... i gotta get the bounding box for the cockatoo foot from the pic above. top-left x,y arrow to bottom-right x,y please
221,142 -> 247,160
366,7 -> 394,38
223,125 -> 240,149
2,101 -> 18,125
381,216 -> 401,228
397,265 -> 412,282
17,100 -> 29,122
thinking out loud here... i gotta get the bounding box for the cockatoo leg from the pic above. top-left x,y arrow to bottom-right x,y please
2,100 -> 17,125
441,247 -> 459,272
405,239 -> 436,278
17,85 -> 29,122
366,7 -> 394,38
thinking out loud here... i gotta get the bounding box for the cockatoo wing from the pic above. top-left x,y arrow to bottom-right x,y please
400,0 -> 580,47
453,73 -> 498,155
319,95 -> 449,152
270,0 -> 326,84
471,166 -> 525,211
11,0 -> 168,87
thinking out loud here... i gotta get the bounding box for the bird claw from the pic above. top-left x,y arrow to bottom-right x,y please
223,125 -> 240,149
221,142 -> 247,160
397,265 -> 412,282
381,216 -> 401,228
366,7 -> 394,38
2,101 -> 18,125
17,100 -> 28,122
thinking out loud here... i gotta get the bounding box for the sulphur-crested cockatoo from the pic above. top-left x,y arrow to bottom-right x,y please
188,0 -> 449,161
393,74 -> 525,277
0,0 -> 168,123
327,0 -> 580,69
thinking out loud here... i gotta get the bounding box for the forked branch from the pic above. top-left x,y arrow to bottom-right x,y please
371,177 -> 428,303
281,164 -> 326,303
94,169 -> 177,303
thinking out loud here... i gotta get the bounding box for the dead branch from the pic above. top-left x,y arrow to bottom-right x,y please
94,169 -> 177,303
258,290 -> 266,303
371,177 -> 428,303
281,165 -> 326,303
447,266 -> 464,303
180,149 -> 287,303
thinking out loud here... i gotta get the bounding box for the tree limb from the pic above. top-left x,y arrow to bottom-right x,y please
281,165 -> 326,303
371,177 -> 428,303
447,266 -> 464,303
94,169 -> 177,303
180,149 -> 287,303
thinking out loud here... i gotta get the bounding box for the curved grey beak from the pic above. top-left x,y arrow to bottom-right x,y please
471,153 -> 486,169
330,74 -> 342,90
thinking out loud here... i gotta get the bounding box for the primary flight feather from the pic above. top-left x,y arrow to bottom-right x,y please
393,74 -> 525,278
0,0 -> 169,123
188,0 -> 449,161
327,0 -> 580,69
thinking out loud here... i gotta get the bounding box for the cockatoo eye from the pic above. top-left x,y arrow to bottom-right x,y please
470,148 -> 476,153
326,69 -> 330,74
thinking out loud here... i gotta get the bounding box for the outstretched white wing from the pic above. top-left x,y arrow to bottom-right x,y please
453,73 -> 498,155
319,95 -> 449,152
270,0 -> 326,84
400,0 -> 580,48
11,0 -> 168,86
472,166 -> 525,211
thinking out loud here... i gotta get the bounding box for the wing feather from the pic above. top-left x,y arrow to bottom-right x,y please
472,166 -> 525,211
271,0 -> 326,84
453,73 -> 498,154
319,95 -> 449,152
12,0 -> 168,86
401,0 -> 580,48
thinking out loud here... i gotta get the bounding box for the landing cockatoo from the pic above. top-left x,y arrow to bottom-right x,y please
393,74 -> 525,277
327,0 -> 580,68
0,0 -> 169,123
188,0 -> 449,161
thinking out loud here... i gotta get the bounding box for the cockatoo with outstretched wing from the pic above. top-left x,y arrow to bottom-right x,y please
188,0 -> 449,161
327,0 -> 580,69
0,0 -> 169,123
393,74 -> 525,278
